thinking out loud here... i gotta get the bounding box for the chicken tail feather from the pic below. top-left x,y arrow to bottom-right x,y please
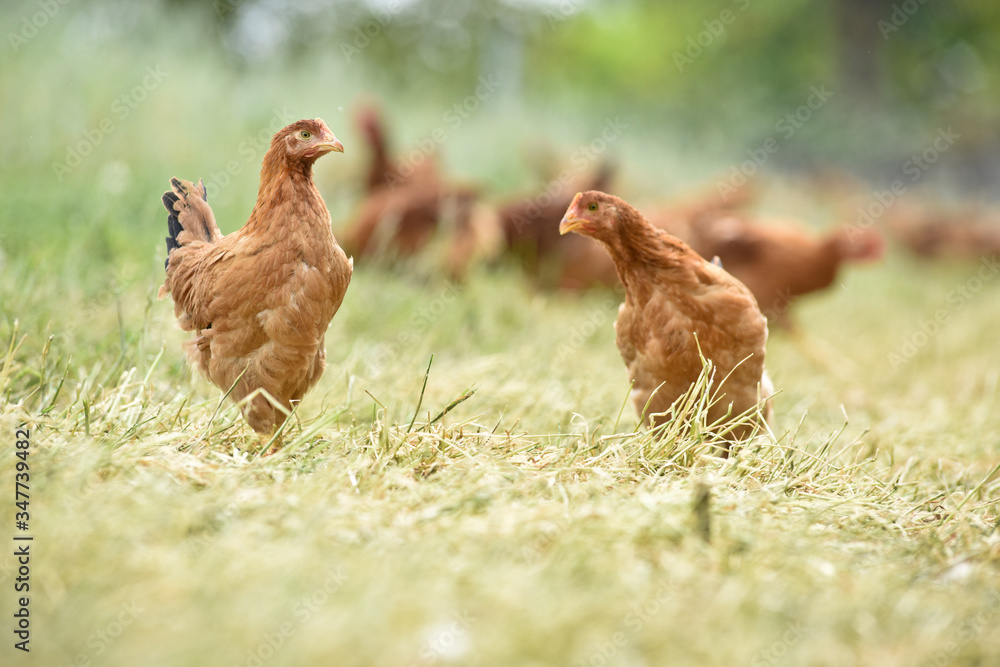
161,177 -> 222,271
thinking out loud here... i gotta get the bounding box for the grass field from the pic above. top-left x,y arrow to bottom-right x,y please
5,225 -> 1000,667
3,9 -> 1000,666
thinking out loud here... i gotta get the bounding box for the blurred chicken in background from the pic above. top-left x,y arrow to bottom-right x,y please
496,159 -> 616,287
883,198 -> 1000,260
679,211 -> 885,328
341,104 -> 501,279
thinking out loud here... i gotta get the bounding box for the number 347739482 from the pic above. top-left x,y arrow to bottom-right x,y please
15,429 -> 29,528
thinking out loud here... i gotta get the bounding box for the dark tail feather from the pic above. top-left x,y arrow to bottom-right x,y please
163,191 -> 181,270
161,178 -> 218,272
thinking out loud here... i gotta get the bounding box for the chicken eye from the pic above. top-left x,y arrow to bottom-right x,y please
299,130 -> 312,140
587,202 -> 598,212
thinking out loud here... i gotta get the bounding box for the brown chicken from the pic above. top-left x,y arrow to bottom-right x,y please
343,112 -> 500,279
344,181 -> 476,257
341,178 -> 500,279
356,104 -> 437,194
883,199 -> 1000,259
497,161 -> 615,286
159,118 -> 353,440
559,191 -> 772,448
642,178 -> 759,240
683,213 -> 884,327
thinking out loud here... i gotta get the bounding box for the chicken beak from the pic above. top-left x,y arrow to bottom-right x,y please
559,192 -> 587,235
316,136 -> 345,154
559,216 -> 587,235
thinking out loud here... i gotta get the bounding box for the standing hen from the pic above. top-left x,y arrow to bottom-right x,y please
559,191 -> 772,448
159,119 -> 353,442
682,213 -> 884,327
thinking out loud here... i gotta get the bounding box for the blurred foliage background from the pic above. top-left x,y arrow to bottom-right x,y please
1,0 -> 998,271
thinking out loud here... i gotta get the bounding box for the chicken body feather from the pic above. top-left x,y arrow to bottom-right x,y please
560,191 -> 771,449
159,119 -> 352,437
